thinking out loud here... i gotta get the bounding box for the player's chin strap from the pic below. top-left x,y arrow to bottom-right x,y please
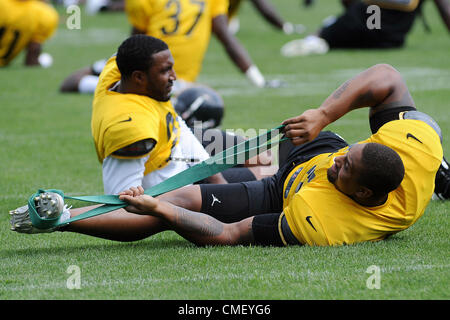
27,125 -> 287,229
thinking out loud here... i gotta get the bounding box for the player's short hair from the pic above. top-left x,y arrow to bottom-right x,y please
116,35 -> 169,78
358,143 -> 405,196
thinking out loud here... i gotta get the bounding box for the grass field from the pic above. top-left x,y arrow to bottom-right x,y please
0,1 -> 449,301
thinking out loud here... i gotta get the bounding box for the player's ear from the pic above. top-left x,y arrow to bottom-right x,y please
131,70 -> 147,86
355,186 -> 373,199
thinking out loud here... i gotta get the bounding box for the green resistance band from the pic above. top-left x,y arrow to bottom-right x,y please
27,125 -> 286,229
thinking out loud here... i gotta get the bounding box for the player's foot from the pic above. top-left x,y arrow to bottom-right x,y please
281,35 -> 329,57
9,192 -> 69,234
432,157 -> 450,200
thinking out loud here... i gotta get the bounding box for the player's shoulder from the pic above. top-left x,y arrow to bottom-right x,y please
29,0 -> 58,16
208,0 -> 229,16
367,118 -> 443,169
374,118 -> 440,146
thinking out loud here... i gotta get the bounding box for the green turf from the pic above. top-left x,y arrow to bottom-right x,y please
0,1 -> 449,300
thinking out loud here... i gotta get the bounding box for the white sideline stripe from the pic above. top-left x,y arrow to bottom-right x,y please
50,28 -> 128,46
0,194 -> 31,200
198,67 -> 450,97
2,264 -> 449,292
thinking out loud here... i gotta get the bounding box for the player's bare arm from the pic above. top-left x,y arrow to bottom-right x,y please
250,0 -> 285,29
283,64 -> 416,145
212,14 -> 253,73
25,42 -> 41,66
213,14 -> 284,88
434,0 -> 450,31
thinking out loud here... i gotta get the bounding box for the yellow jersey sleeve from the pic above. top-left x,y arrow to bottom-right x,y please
211,0 -> 229,18
100,111 -> 160,161
125,0 -> 151,32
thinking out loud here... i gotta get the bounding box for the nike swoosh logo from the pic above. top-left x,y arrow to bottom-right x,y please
306,216 -> 317,232
119,117 -> 132,123
406,133 -> 422,144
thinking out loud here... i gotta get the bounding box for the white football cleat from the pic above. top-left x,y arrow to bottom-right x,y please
281,35 -> 329,57
10,192 -> 70,234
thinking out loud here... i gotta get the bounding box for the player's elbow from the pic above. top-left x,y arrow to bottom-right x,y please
372,63 -> 402,80
370,63 -> 404,92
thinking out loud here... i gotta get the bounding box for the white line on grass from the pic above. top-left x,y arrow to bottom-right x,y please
199,67 -> 450,97
2,264 -> 448,292
49,28 -> 128,46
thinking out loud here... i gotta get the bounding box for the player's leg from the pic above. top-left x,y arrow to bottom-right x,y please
9,179 -> 263,241
148,212 -> 291,247
65,182 -> 265,241
60,59 -> 106,93
59,67 -> 94,92
62,205 -> 168,242
9,196 -> 169,241
318,2 -> 415,50
120,188 -> 300,247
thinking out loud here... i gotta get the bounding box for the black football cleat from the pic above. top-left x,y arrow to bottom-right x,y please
433,157 -> 450,200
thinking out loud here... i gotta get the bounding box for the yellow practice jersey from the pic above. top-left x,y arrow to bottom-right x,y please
125,0 -> 228,82
91,56 -> 181,175
283,119 -> 443,246
364,0 -> 420,12
0,0 -> 58,67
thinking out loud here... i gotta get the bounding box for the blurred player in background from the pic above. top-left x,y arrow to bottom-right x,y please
227,0 -> 305,35
60,0 -> 282,94
281,0 -> 450,57
0,0 -> 58,67
83,0 -> 306,35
